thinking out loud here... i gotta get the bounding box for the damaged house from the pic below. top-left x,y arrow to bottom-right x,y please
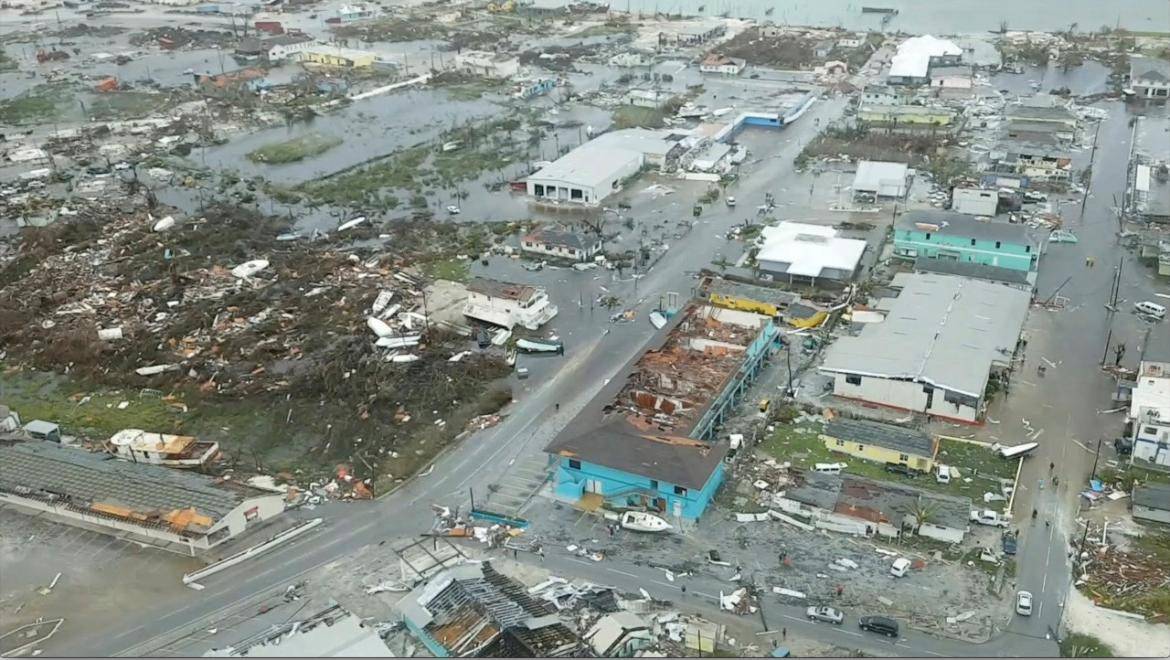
0,438 -> 286,552
462,277 -> 558,331
397,562 -> 581,657
775,470 -> 972,542
546,303 -> 779,521
521,228 -> 603,262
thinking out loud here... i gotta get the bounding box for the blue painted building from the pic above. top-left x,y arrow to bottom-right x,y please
544,303 -> 779,522
547,422 -> 727,520
894,209 -> 1038,272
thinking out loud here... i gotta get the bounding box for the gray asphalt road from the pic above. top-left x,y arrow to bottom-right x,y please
57,92 -> 849,660
1002,100 -> 1160,647
59,94 -> 1156,660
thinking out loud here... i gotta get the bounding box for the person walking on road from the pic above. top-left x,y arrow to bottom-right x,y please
782,628 -> 788,641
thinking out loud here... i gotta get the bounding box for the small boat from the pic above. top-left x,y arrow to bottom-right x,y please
621,511 -> 672,533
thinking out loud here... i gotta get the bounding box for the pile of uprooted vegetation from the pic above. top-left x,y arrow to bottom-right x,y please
796,123 -> 955,169
0,201 -> 512,478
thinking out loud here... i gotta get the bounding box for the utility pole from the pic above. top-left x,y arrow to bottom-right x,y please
1076,439 -> 1104,559
1099,328 -> 1113,366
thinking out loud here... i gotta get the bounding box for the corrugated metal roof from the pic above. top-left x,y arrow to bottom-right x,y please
820,273 -> 1030,397
0,439 -> 249,521
824,418 -> 934,457
900,209 -> 1034,245
913,256 -> 1033,286
1133,482 -> 1170,511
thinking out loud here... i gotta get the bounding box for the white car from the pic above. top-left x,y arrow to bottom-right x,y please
970,509 -> 1010,527
1016,591 -> 1033,616
806,606 -> 844,624
446,205 -> 461,214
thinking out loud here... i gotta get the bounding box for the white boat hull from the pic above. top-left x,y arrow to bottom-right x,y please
621,511 -> 672,533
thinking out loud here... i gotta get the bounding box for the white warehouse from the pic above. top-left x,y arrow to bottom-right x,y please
526,129 -> 688,206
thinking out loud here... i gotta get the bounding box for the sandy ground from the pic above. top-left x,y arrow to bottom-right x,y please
1063,587 -> 1170,657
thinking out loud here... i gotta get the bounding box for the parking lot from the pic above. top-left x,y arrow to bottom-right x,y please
0,506 -> 198,656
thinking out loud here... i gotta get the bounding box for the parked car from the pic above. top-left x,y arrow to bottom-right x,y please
1016,591 -> 1033,616
858,615 -> 900,637
1002,533 -> 1018,556
1135,300 -> 1166,320
890,557 -> 911,578
1023,191 -> 1048,203
806,606 -> 844,624
884,462 -> 918,478
970,509 -> 1010,527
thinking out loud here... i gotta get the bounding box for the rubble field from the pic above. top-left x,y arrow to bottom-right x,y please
0,201 -> 517,488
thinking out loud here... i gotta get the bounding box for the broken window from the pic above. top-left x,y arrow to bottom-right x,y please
835,439 -> 845,447
650,479 -> 659,490
674,485 -> 687,496
995,241 -> 1002,249
568,459 -> 581,470
970,238 -> 977,246
845,374 -> 862,386
857,444 -> 865,452
898,453 -> 909,462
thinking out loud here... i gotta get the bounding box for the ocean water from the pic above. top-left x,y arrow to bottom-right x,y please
535,0 -> 1170,34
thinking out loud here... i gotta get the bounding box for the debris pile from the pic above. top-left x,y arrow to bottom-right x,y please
1074,521 -> 1170,620
0,201 -> 511,475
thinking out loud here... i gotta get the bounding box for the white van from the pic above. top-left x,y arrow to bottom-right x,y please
813,462 -> 847,475
936,464 -> 952,484
1135,301 -> 1166,320
890,557 -> 912,578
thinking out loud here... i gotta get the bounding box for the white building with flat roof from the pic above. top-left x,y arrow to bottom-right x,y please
852,160 -> 911,200
888,35 -> 962,85
463,277 -> 558,331
525,129 -> 686,206
820,273 -> 1030,424
754,222 -> 867,285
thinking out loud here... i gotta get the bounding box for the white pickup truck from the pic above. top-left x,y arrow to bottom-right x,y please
970,509 -> 1010,527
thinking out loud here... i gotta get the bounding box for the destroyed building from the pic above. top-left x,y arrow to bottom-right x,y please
202,604 -> 393,657
0,437 -> 286,551
397,562 -> 582,657
463,277 -> 559,331
775,469 -> 972,542
108,428 -> 220,468
545,302 -> 778,521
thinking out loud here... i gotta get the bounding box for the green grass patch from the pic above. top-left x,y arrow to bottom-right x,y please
444,78 -> 505,102
421,257 -> 469,283
612,104 -> 667,129
247,132 -> 342,164
296,145 -> 428,206
0,371 -> 187,438
572,21 -> 636,38
936,438 -> 1018,483
758,423 -> 1012,509
1060,633 -> 1115,658
0,83 -> 74,125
